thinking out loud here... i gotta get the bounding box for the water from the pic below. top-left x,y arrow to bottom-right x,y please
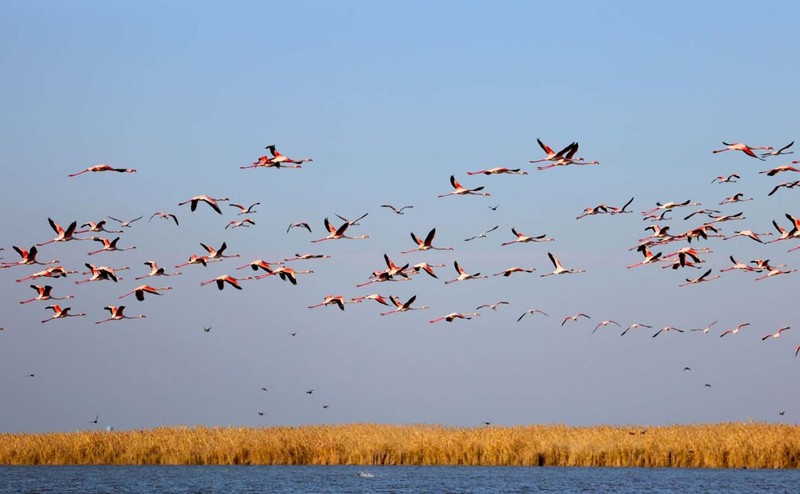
0,465 -> 797,493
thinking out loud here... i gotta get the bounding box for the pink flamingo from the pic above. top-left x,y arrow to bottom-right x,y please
762,326 -> 790,341
256,266 -> 314,285
37,218 -> 87,246
402,228 -> 453,253
20,285 -> 74,305
429,312 -> 481,323
541,252 -> 585,277
712,142 -> 771,160
311,218 -> 369,243
118,285 -> 172,301
80,220 -> 123,234
437,175 -> 490,198
517,309 -> 549,322
652,326 -> 684,338
16,266 -> 77,283
379,295 -> 430,316
501,228 -> 555,246
2,246 -> 59,267
760,141 -> 793,158
95,306 -> 146,324
236,259 -> 283,274
264,144 -> 313,165
225,218 -> 256,229
68,164 -> 136,177
75,264 -> 127,284
308,295 -> 362,310
136,261 -> 182,280
690,320 -> 718,334
476,301 -> 510,311
562,313 -> 590,326
467,167 -> 527,176
593,320 -> 621,334
678,269 -> 720,287
200,275 -> 254,290
720,323 -> 750,338
149,212 -> 179,226
178,195 -> 230,214
200,242 -> 240,260
493,267 -> 536,277
41,305 -> 86,323
229,202 -> 260,215
87,237 -> 137,256
759,163 -> 800,176
620,323 -> 652,336
444,261 -> 488,284
529,139 -> 576,164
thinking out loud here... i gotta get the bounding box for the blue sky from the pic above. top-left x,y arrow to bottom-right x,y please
1,1 -> 799,432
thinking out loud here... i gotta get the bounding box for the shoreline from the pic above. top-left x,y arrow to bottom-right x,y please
1,423 -> 798,468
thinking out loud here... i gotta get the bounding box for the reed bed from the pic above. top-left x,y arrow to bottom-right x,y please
1,423 -> 798,468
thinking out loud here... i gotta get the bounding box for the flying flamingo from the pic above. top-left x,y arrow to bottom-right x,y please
678,269 -> 720,287
562,313 -> 591,326
683,209 -> 721,221
437,175 -> 490,198
620,323 -> 652,336
16,266 -> 77,283
68,164 -> 136,177
759,163 -> 800,176
257,266 -> 314,285
335,212 -> 369,227
402,228 -> 453,253
642,210 -> 673,222
1,246 -> 59,267
466,167 -> 528,176
690,320 -> 718,334
761,141 -> 794,157
241,155 -> 301,169
407,262 -> 446,279
626,245 -> 662,268
768,180 -> 800,196
722,230 -> 772,243
41,305 -> 86,323
75,264 -> 128,284
149,212 -> 179,226
229,202 -> 260,215
719,193 -> 753,205
762,326 -> 790,341
592,320 -> 621,334
707,212 -> 744,223
108,215 -> 143,229
200,275 -> 254,290
136,261 -> 182,280
576,205 -> 608,220
95,306 -> 146,324
517,309 -> 549,322
236,259 -> 282,274
118,285 -> 173,301
287,222 -> 312,233
200,242 -> 240,260
352,294 -> 390,306
308,295 -> 362,310
429,312 -> 481,323
225,218 -> 256,229
178,195 -> 230,214
20,285 -> 75,305
80,220 -> 123,234
493,267 -> 536,277
87,237 -> 137,255
652,326 -> 684,338
711,174 -> 740,184
476,301 -> 510,311
529,139 -> 576,164
37,218 -> 87,246
283,253 -> 331,262
755,266 -> 797,281
464,225 -> 499,242
264,144 -> 313,165
537,142 -> 599,170
720,256 -> 757,273
541,252 -> 585,277
720,323 -> 750,338
175,254 -> 218,269
501,228 -> 555,246
311,218 -> 369,243
642,200 -> 700,216
444,261 -> 488,284
712,142 -> 771,160
381,204 -> 414,215
379,295 -> 430,316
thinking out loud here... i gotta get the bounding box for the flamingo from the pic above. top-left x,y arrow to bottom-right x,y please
592,320 -> 621,334
16,266 -> 77,283
108,215 -> 143,228
722,230 -> 772,243
576,205 -> 608,220
626,244 -> 662,268
501,228 -> 555,246
712,142 -> 771,160
200,275 -> 253,290
652,326 -> 684,338
41,305 -> 86,323
541,252 -> 585,277
175,254 -> 218,268
529,139 -> 576,164
720,323 -> 750,338
751,259 -> 783,272
537,142 -> 599,170
707,212 -> 745,223
283,253 -> 331,262
229,202 -> 260,215
678,269 -> 720,287
466,167 -> 527,175
761,141 -> 794,157
236,259 -> 282,274
766,219 -> 792,243
759,163 -> 800,176
517,309 -> 549,321
381,204 -> 414,215
257,266 -> 314,285
768,180 -> 800,196
311,218 -> 369,243
87,237 -> 136,255
642,210 -> 673,222
2,246 -> 59,267
95,306 -> 146,324
240,155 -> 301,169
690,320 -> 718,334
437,175 -> 490,198
493,267 -> 536,277
429,312 -> 481,323
379,295 -> 430,316
719,193 -> 753,205
762,326 -> 790,341
68,164 -> 136,177
352,294 -> 390,306
711,174 -> 740,184
178,195 -> 230,214
37,218 -> 87,246
264,144 -> 313,165
407,262 -> 446,279
335,212 -> 369,227
755,266 -> 797,281
476,301 -> 510,311
683,209 -> 721,221
200,242 -> 240,260
225,218 -> 256,229
118,285 -> 173,301
135,261 -> 182,280
642,200 -> 700,216
149,212 -> 179,226
20,285 -> 74,305
80,220 -> 123,234
562,313 -> 590,326
464,225 -> 499,241
308,295 -> 361,310
620,323 -> 652,336
402,228 -> 453,253
287,222 -> 312,233
444,261 -> 488,284
720,256 -> 757,273
602,197 -> 635,215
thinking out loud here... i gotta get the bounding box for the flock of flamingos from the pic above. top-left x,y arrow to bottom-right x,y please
3,139 -> 800,414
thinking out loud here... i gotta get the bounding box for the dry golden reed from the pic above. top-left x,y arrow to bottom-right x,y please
1,423 -> 799,468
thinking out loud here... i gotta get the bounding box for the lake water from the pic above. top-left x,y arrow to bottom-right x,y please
0,465 -> 797,493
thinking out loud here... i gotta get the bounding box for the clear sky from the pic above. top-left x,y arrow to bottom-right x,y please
1,1 -> 799,433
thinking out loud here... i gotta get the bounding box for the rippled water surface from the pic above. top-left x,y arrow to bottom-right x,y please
1,465 -> 798,493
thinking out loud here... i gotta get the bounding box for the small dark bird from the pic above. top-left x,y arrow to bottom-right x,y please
779,411 -> 786,416
27,374 -> 35,378
488,204 -> 499,211
261,387 -> 268,392
258,412 -> 265,416
306,389 -> 315,394
90,415 -> 99,424
483,421 -> 491,426
704,384 -> 712,388
289,332 -> 297,337
322,404 -> 330,409
683,367 -> 692,372
203,326 -> 212,333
